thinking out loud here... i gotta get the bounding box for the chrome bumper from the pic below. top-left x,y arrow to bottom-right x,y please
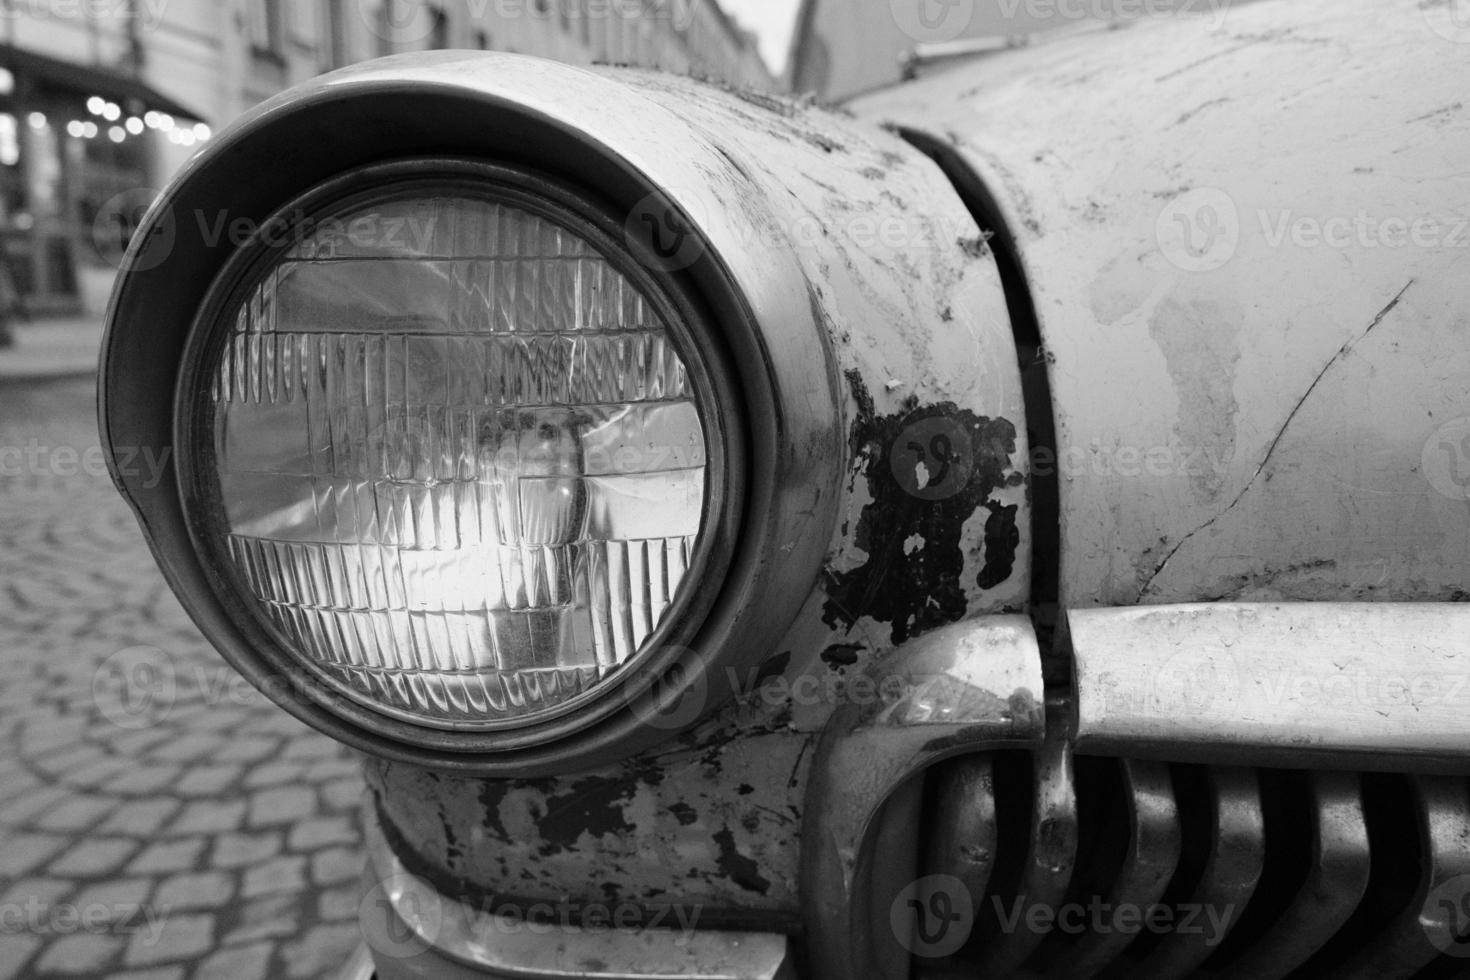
1071,602 -> 1470,773
359,810 -> 797,980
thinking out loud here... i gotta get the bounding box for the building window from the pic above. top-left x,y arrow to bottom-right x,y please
476,30 -> 492,50
429,6 -> 449,49
248,0 -> 284,54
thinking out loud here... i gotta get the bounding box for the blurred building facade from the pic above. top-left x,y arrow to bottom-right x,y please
1,0 -> 774,314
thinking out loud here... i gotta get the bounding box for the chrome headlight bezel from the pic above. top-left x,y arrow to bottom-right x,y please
172,157 -> 743,751
99,54 -> 845,776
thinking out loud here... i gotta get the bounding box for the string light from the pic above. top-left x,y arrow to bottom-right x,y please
63,95 -> 213,146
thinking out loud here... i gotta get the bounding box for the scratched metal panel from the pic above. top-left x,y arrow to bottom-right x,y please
365,729 -> 814,925
854,0 -> 1470,608
364,68 -> 1030,913
596,69 -> 1032,730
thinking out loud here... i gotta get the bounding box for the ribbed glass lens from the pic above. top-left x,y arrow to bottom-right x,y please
200,188 -> 709,729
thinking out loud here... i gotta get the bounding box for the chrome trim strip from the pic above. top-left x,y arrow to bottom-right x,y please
362,811 -> 796,980
1072,603 -> 1470,772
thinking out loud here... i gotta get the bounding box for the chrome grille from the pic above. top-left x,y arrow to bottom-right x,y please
916,753 -> 1470,978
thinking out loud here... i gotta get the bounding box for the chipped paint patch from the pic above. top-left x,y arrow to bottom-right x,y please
819,643 -> 863,670
978,503 -> 1020,590
823,397 -> 1021,645
362,733 -> 811,925
958,233 -> 994,258
712,826 -> 772,894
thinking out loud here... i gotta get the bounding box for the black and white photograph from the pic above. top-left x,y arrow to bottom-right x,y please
1,0 -> 1468,976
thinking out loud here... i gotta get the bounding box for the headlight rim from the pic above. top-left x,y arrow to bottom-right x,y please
100,58 -> 846,776
172,156 -> 747,752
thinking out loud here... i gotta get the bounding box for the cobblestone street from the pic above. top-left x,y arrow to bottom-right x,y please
0,377 -> 367,978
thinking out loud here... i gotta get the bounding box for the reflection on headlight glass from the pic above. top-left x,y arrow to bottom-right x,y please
204,192 -> 708,728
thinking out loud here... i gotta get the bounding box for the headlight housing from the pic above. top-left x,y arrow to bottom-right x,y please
177,161 -> 731,736
99,54 -> 843,775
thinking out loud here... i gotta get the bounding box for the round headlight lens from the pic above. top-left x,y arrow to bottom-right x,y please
190,175 -> 716,731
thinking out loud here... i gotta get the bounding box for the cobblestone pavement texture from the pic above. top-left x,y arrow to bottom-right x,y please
0,378 -> 368,978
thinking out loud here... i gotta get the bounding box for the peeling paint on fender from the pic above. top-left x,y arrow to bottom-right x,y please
822,397 -> 1021,644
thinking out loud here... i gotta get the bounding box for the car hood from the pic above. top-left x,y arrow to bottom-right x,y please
852,0 -> 1470,607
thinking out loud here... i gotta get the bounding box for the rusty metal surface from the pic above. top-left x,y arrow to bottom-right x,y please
361,809 -> 798,980
365,728 -> 814,927
853,0 -> 1470,610
1070,603 -> 1470,772
369,622 -> 1042,935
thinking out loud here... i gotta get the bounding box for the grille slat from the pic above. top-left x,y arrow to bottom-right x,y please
917,759 -> 1470,979
1205,770 -> 1369,980
1035,759 -> 1181,980
965,702 -> 1078,977
924,755 -> 997,919
1334,777 -> 1470,979
1127,767 -> 1264,979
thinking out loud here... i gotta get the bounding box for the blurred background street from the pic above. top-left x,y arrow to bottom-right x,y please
0,373 -> 367,979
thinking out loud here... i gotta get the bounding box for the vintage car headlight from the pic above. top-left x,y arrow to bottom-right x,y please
176,163 -> 726,732
100,54 -> 843,774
